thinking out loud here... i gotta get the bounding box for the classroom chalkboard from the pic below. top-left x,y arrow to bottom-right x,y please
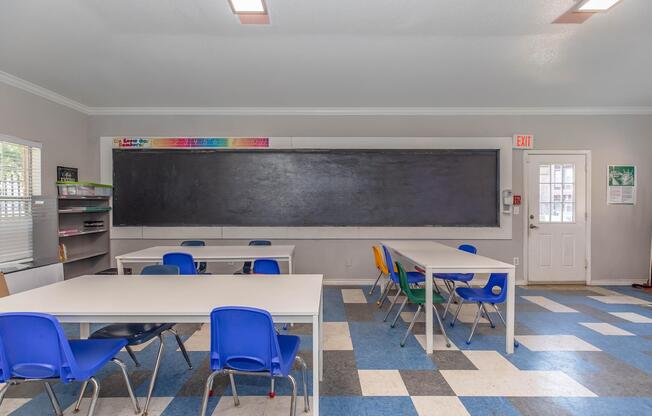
112,149 -> 499,227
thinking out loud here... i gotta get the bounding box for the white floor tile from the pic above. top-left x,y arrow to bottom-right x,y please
65,397 -> 173,416
179,323 -> 211,351
579,322 -> 635,336
587,287 -> 622,296
516,335 -> 600,352
588,295 -> 649,305
521,296 -> 578,313
411,396 -> 470,416
122,337 -> 156,352
610,312 -> 652,323
341,289 -> 368,303
323,322 -> 353,350
0,398 -> 30,414
211,395 -> 313,416
462,351 -> 519,372
358,369 -> 409,396
450,303 -> 490,324
415,334 -> 459,351
441,370 -> 596,397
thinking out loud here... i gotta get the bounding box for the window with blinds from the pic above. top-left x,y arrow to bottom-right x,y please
0,139 -> 42,264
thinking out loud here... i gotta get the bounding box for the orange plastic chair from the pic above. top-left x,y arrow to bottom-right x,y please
370,246 -> 389,298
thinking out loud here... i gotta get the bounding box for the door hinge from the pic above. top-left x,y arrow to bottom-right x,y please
585,212 -> 588,220
585,258 -> 589,269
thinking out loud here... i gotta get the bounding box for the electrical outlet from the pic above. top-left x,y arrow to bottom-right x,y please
345,258 -> 353,267
513,206 -> 520,215
513,257 -> 519,266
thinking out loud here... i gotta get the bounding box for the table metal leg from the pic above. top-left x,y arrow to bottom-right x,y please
425,266 -> 434,354
80,323 -> 90,339
506,268 -> 515,354
288,256 -> 293,274
312,314 -> 320,416
117,259 -> 124,275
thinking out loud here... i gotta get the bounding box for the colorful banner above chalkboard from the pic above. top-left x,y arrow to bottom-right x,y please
113,137 -> 269,149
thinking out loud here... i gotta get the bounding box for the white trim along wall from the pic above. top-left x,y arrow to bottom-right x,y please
100,136 -> 513,241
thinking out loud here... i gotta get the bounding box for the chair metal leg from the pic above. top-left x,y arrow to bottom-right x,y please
368,271 -> 383,295
169,328 -> 193,369
143,335 -> 165,416
228,371 -> 240,406
0,382 -> 9,407
87,377 -> 100,416
43,382 -> 63,416
433,304 -> 451,348
377,281 -> 394,308
390,297 -> 409,328
287,374 -> 298,416
450,299 -> 464,327
112,358 -> 141,414
481,303 -> 495,328
401,304 -> 422,347
125,345 -> 140,367
74,381 -> 89,413
383,288 -> 402,322
200,370 -> 221,416
492,303 -> 507,326
442,281 -> 456,320
466,303 -> 483,345
295,356 -> 310,412
270,377 -> 275,397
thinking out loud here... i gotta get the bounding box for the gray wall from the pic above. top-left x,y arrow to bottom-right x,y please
88,114 -> 652,284
0,83 -> 93,196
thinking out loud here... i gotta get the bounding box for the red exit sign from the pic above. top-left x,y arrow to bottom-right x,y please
513,134 -> 534,149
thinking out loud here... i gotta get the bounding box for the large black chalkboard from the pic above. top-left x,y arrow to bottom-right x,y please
113,149 -> 499,227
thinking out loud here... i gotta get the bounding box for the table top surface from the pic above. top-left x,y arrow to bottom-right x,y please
382,240 -> 515,270
115,245 -> 296,260
0,274 -> 322,318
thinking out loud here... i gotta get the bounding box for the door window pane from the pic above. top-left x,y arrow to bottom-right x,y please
538,163 -> 575,223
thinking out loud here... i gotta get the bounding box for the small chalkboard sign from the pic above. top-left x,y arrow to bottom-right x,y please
57,166 -> 78,182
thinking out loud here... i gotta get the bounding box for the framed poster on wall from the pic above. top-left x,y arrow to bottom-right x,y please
607,165 -> 636,205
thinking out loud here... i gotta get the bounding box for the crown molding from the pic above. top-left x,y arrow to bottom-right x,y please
2,71 -> 651,117
86,106 -> 652,116
0,70 -> 90,114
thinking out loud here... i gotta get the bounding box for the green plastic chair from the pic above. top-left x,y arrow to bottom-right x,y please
396,261 -> 451,348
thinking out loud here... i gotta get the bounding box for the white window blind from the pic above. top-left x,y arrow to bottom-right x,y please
0,139 -> 42,264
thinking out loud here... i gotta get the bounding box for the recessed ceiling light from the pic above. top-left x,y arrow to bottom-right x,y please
577,0 -> 623,12
228,0 -> 266,14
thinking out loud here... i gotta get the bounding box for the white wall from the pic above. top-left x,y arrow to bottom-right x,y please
0,83 -> 93,195
88,114 -> 652,284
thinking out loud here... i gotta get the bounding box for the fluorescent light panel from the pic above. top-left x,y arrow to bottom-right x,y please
229,0 -> 266,14
577,0 -> 622,12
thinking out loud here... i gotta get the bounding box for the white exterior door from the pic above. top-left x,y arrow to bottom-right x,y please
527,154 -> 588,282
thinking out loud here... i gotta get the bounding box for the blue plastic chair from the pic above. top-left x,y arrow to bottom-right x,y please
163,252 -> 198,275
181,240 -> 208,273
379,245 -> 426,323
89,263 -> 191,415
242,240 -> 272,274
200,307 -> 309,416
433,244 -> 478,319
450,273 -> 509,344
253,259 -> 281,274
0,312 -> 139,416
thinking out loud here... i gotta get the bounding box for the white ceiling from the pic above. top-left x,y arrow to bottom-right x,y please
0,0 -> 651,109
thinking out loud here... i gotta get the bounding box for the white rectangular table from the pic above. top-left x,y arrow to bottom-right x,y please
115,245 -> 295,274
0,274 -> 324,414
382,241 -> 516,354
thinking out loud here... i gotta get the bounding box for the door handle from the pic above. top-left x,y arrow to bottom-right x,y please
529,224 -> 539,230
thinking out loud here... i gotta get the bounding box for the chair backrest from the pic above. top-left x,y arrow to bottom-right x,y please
0,313 -> 77,383
253,259 -> 281,274
163,252 -> 198,275
485,273 -> 508,303
458,244 -> 478,254
372,246 -> 389,275
396,262 -> 420,303
209,306 -> 285,375
180,240 -> 206,247
381,245 -> 399,282
243,240 -> 272,274
141,264 -> 180,275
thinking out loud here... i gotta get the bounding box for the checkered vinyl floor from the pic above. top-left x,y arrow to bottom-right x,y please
1,284 -> 652,415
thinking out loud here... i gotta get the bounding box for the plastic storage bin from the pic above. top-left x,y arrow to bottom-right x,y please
57,182 -> 112,197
